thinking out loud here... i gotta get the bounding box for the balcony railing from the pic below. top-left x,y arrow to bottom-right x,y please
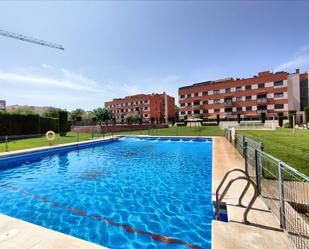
256,98 -> 267,103
256,109 -> 267,114
224,102 -> 232,107
224,112 -> 233,116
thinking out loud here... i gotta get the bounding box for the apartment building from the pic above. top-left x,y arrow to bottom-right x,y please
105,93 -> 175,123
0,100 -> 6,111
179,70 -> 308,119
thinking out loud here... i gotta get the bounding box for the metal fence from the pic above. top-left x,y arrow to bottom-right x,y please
0,131 -> 114,153
224,128 -> 309,249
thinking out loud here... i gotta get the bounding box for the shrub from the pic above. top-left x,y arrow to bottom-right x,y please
305,107 -> 309,128
277,112 -> 284,127
288,110 -> 296,128
284,122 -> 291,128
201,122 -> 217,126
58,111 -> 68,136
176,122 -> 187,126
260,112 -> 266,124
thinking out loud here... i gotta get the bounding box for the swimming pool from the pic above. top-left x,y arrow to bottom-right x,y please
0,136 -> 213,249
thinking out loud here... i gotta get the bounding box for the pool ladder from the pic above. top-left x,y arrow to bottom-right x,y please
215,169 -> 258,223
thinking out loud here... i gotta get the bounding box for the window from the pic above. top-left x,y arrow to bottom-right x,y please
194,93 -> 198,97
245,85 -> 251,90
188,111 -> 192,114
144,100 -> 149,104
180,111 -> 185,115
245,96 -> 252,101
246,106 -> 252,111
225,88 -> 231,93
236,97 -> 242,101
237,107 -> 242,112
236,86 -> 242,92
258,83 -> 265,89
274,92 -> 284,98
194,110 -> 200,114
274,80 -> 283,87
214,108 -> 220,113
203,109 -> 208,113
144,114 -> 149,117
214,90 -> 220,94
202,91 -> 208,96
180,95 -> 185,99
180,103 -> 185,107
203,100 -> 208,105
144,107 -> 149,111
186,94 -> 191,98
194,101 -> 199,106
275,104 -> 284,109
214,99 -> 220,104
187,102 -> 191,106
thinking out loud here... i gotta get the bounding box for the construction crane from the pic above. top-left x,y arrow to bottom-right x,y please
0,29 -> 64,50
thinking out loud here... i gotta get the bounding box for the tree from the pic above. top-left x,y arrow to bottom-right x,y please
10,106 -> 36,115
42,107 -> 63,118
69,108 -> 85,122
125,113 -> 139,125
58,111 -> 68,136
278,112 -> 284,127
93,108 -> 112,125
175,106 -> 180,122
237,113 -> 241,124
216,114 -> 220,125
260,112 -> 266,124
288,110 -> 296,128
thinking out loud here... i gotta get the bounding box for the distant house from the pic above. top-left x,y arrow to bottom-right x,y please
0,100 -> 6,111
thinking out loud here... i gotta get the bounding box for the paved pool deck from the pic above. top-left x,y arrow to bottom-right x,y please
212,137 -> 293,249
0,136 -> 294,249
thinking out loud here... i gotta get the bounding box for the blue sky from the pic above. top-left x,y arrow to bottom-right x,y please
1,1 -> 309,111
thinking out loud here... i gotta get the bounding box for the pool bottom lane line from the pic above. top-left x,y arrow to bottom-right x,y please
0,185 -> 203,249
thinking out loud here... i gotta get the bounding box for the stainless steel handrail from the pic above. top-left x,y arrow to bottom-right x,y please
216,176 -> 258,223
215,169 -> 250,216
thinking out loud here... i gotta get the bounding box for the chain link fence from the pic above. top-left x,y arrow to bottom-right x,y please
224,128 -> 309,249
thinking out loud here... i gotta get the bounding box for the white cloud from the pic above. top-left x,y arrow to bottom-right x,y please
0,71 -> 104,93
274,55 -> 309,72
0,66 -> 144,110
41,64 -> 53,70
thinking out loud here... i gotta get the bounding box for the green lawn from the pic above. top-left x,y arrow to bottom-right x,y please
115,126 -> 224,137
0,132 -> 93,153
238,128 -> 309,176
0,126 -> 223,153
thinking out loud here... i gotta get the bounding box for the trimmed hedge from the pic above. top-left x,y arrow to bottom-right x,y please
0,112 -> 58,136
201,122 -> 218,126
58,111 -> 68,136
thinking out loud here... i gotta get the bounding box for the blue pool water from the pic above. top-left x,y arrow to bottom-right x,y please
0,137 -> 213,249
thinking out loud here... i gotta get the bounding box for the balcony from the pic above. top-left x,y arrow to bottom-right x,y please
257,109 -> 267,114
224,112 -> 233,116
224,101 -> 232,107
256,98 -> 267,104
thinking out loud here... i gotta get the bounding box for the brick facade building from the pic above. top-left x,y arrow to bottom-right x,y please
105,93 -> 175,123
0,100 -> 6,111
179,70 -> 309,119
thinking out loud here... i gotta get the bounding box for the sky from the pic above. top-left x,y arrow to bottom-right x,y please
1,1 -> 309,111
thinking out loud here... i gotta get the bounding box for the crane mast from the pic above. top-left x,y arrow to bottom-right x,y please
0,29 -> 64,50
